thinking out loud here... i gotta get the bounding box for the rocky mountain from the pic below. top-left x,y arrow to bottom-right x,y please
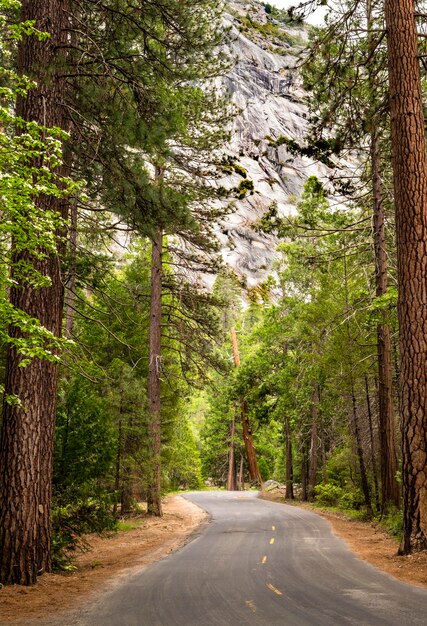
217,0 -> 335,287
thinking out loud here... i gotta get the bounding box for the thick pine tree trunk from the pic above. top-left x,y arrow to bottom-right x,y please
0,0 -> 68,585
370,132 -> 399,511
384,0 -> 427,554
308,385 -> 319,500
230,327 -> 261,483
147,228 -> 163,517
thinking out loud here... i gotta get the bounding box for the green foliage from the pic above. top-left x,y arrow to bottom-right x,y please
258,457 -> 270,482
314,483 -> 344,506
239,12 -> 304,48
52,487 -> 117,571
381,507 -> 403,539
165,414 -> 203,491
236,178 -> 255,199
54,377 -> 117,489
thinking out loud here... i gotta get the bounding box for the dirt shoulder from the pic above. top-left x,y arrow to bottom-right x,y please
261,491 -> 427,589
0,495 -> 207,625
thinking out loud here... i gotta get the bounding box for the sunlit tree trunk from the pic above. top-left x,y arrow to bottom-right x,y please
384,0 -> 427,554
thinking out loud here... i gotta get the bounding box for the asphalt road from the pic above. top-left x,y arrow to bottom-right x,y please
74,491 -> 427,625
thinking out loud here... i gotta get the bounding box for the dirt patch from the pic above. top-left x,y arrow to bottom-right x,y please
0,495 -> 206,625
261,491 -> 427,589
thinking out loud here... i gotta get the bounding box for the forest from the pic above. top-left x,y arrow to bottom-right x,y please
1,0 -> 427,591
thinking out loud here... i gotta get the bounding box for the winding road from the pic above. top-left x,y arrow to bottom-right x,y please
74,492 -> 427,625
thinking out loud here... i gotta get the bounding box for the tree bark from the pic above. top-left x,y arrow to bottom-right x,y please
284,414 -> 294,499
147,227 -> 163,517
350,380 -> 373,516
227,417 -> 237,491
308,385 -> 319,500
370,131 -> 399,511
365,375 -> 380,513
230,327 -> 261,483
238,455 -> 244,491
64,200 -> 78,338
113,418 -> 122,517
384,0 -> 427,554
301,440 -> 308,502
0,0 -> 69,585
343,249 -> 372,516
320,409 -> 327,485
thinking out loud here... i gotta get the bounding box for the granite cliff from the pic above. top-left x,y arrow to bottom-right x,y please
217,1 -> 335,287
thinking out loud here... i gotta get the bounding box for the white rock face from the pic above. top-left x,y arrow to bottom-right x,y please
218,0 -> 335,287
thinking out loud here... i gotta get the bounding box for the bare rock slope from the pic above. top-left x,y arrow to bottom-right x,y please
219,1 -> 332,286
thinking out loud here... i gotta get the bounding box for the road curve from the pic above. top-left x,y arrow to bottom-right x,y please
74,491 -> 427,625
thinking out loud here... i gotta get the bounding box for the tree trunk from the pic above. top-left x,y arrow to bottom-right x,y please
227,417 -> 237,491
284,414 -> 294,499
238,455 -> 244,491
365,375 -> 380,513
113,418 -> 123,517
384,0 -> 427,554
343,249 -> 372,516
147,227 -> 163,517
121,479 -> 133,516
320,409 -> 327,485
230,327 -> 261,483
308,385 -> 319,500
370,130 -> 399,511
0,0 -> 69,585
350,381 -> 373,516
301,441 -> 308,502
65,200 -> 78,338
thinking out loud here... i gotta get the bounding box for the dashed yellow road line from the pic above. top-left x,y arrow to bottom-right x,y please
245,600 -> 257,613
269,537 -> 275,545
272,525 -> 276,531
267,583 -> 283,596
262,555 -> 267,564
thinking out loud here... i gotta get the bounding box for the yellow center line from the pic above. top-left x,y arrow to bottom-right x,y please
272,525 -> 276,531
267,583 -> 283,596
261,555 -> 267,564
270,537 -> 275,545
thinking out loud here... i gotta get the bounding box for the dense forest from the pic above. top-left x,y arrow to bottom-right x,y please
1,0 -> 427,588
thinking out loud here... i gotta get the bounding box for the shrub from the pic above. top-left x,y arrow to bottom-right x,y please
339,488 -> 364,510
314,483 -> 344,506
52,487 -> 117,571
258,457 -> 270,482
382,506 -> 403,538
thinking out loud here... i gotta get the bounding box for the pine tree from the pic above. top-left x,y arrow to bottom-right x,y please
384,0 -> 427,554
0,0 -> 72,585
